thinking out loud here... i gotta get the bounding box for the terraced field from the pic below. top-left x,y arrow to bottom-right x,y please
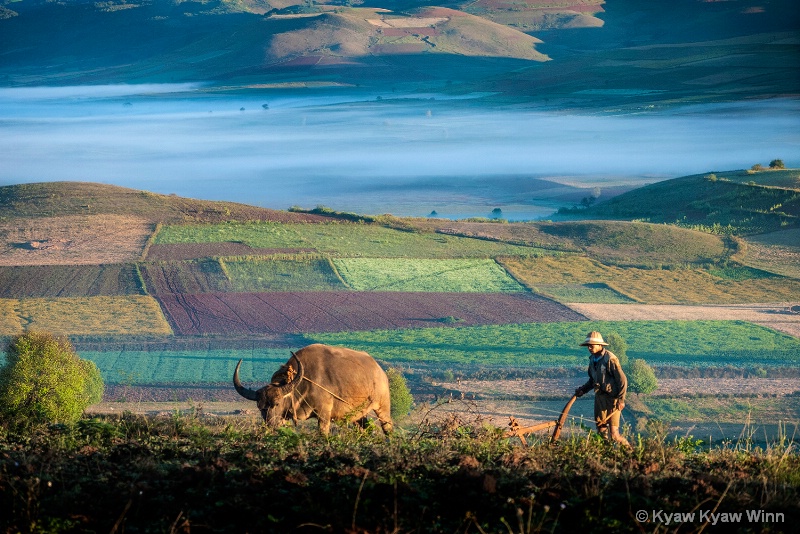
1,181 -> 798,431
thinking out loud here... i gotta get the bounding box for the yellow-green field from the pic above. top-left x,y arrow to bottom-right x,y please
500,256 -> 800,304
6,296 -> 172,336
0,300 -> 22,336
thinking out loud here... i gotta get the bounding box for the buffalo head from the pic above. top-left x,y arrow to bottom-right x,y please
233,357 -> 304,425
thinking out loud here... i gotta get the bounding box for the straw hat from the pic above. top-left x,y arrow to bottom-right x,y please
580,331 -> 608,346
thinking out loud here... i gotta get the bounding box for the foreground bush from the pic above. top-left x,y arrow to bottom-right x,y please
0,412 -> 797,533
0,331 -> 104,429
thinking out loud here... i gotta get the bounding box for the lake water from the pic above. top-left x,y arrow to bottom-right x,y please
1,85 -> 798,220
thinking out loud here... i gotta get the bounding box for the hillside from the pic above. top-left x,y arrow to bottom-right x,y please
0,181 -> 332,224
0,0 -> 797,107
564,169 -> 800,235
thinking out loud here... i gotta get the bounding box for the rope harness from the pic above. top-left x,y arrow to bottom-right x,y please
301,376 -> 355,408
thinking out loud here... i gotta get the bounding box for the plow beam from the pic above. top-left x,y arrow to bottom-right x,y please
505,394 -> 578,445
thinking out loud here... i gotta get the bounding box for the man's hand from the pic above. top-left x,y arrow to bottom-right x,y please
574,388 -> 584,398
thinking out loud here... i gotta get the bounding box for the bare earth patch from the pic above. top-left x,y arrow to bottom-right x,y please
566,302 -> 800,338
0,215 -> 153,265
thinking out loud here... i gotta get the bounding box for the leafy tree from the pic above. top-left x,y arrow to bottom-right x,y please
627,358 -> 658,395
0,331 -> 104,429
751,163 -> 764,171
605,332 -> 628,367
386,367 -> 414,421
769,159 -> 785,169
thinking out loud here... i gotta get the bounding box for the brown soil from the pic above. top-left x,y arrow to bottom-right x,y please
0,215 -> 153,265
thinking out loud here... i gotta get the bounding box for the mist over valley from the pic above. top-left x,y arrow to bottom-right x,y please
2,86 -> 797,219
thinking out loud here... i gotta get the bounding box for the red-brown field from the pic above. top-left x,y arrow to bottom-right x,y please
139,261 -> 230,295
157,291 -> 586,335
145,243 -> 315,261
0,264 -> 142,298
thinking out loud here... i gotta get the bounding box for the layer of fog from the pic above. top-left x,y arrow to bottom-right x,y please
1,85 -> 798,220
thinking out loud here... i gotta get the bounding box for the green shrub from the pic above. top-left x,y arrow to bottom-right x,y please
627,358 -> 658,395
605,332 -> 629,367
0,331 -> 105,429
386,367 -> 414,421
769,159 -> 785,169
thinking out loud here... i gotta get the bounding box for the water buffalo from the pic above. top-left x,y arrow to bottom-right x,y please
233,343 -> 393,435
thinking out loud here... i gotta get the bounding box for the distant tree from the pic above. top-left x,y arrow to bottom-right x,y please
751,163 -> 764,172
386,367 -> 414,421
0,331 -> 104,429
627,358 -> 658,395
605,332 -> 629,367
769,159 -> 785,169
491,208 -> 503,219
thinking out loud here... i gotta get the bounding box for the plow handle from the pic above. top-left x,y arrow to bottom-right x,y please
551,394 -> 578,441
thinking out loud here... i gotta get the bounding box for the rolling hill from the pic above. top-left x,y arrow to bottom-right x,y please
0,0 -> 797,107
567,168 -> 800,235
0,181 -> 333,224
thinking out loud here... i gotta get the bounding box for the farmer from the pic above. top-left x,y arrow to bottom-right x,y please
574,331 -> 631,448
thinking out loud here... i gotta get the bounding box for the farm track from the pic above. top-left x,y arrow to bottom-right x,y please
567,302 -> 800,338
156,291 -> 587,335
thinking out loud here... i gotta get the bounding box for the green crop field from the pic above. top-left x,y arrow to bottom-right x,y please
224,258 -> 346,291
312,320 -> 800,368
500,256 -> 800,304
14,296 -> 172,337
77,320 -> 800,384
154,221 -> 546,258
80,348 -> 291,385
332,258 -> 525,292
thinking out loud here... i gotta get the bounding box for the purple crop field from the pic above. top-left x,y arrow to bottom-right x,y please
157,291 -> 586,335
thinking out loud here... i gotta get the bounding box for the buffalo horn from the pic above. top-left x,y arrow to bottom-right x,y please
233,359 -> 259,401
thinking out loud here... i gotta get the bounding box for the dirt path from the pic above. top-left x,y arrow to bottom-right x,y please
566,302 -> 800,338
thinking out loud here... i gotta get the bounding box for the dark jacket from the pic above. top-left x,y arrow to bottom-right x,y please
578,349 -> 627,401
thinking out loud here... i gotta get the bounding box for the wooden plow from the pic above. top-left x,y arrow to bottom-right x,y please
504,394 -> 578,445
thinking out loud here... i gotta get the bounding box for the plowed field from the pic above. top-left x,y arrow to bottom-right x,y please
140,261 -> 231,295
158,291 -> 586,335
0,264 -> 142,297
